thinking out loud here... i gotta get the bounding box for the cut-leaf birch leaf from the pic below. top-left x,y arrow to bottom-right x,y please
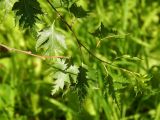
51,59 -> 79,95
12,0 -> 43,28
51,72 -> 69,95
75,66 -> 88,101
53,59 -> 67,71
69,3 -> 88,18
66,65 -> 79,83
36,23 -> 67,55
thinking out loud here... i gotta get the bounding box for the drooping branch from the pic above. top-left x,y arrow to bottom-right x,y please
46,0 -> 111,65
0,43 -> 68,60
46,0 -> 142,76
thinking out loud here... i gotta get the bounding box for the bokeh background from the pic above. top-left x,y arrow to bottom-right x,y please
0,0 -> 160,120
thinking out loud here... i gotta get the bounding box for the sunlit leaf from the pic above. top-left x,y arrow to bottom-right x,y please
36,23 -> 67,55
51,72 -> 69,95
66,65 -> 79,83
53,59 -> 67,70
51,59 -> 79,95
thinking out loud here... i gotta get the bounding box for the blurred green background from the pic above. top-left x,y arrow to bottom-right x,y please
0,0 -> 160,120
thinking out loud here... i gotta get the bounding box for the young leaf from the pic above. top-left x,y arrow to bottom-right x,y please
12,0 -> 43,28
51,72 -> 69,95
69,3 -> 88,18
51,59 -> 79,95
36,23 -> 67,55
51,59 -> 68,95
66,65 -> 79,83
53,59 -> 67,71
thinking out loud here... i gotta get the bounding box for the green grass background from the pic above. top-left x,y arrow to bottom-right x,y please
0,0 -> 160,120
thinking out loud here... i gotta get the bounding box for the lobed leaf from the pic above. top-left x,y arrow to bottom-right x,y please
36,23 -> 67,55
51,59 -> 79,95
75,66 -> 88,101
66,65 -> 79,83
51,72 -> 69,95
12,0 -> 43,28
69,3 -> 88,18
92,23 -> 118,38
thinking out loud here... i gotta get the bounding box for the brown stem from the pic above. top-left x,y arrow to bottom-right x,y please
0,43 -> 68,60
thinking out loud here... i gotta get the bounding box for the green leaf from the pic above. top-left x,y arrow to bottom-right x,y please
69,3 -> 88,18
92,23 -> 118,38
51,59 -> 68,95
75,66 -> 88,101
36,23 -> 67,55
51,72 -> 69,95
66,65 -> 79,83
51,59 -> 79,95
53,59 -> 67,71
12,0 -> 43,28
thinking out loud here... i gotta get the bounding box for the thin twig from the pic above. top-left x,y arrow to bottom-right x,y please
0,43 -> 68,60
96,33 -> 130,47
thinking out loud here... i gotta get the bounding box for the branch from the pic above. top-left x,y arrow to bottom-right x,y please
0,43 -> 68,60
46,0 -> 142,76
46,0 -> 111,65
96,33 -> 131,47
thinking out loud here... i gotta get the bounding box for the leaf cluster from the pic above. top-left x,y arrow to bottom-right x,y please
0,0 -> 160,120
